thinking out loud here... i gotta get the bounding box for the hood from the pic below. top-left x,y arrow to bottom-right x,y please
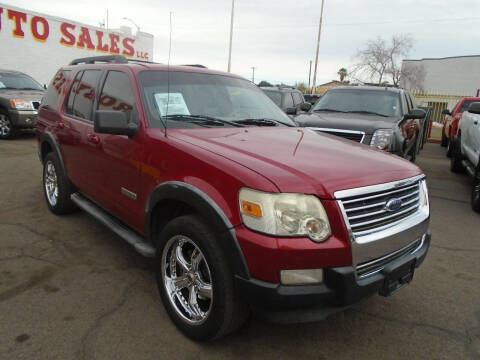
169,127 -> 422,198
0,89 -> 44,101
295,112 -> 397,135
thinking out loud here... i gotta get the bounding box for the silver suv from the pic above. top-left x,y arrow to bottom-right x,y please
450,102 -> 480,211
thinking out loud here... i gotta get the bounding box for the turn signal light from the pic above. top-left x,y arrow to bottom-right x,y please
241,201 -> 262,218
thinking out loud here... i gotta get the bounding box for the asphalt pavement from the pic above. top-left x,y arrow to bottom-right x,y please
1,133 -> 479,360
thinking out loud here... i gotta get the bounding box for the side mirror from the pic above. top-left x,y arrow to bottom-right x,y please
405,108 -> 426,120
94,110 -> 138,137
468,102 -> 480,114
442,109 -> 451,115
286,107 -> 297,115
301,102 -> 312,111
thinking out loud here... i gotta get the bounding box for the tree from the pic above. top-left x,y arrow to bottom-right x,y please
257,80 -> 272,87
337,68 -> 347,82
295,82 -> 308,93
351,34 -> 414,86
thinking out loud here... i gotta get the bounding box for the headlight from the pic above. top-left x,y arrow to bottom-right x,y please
370,129 -> 393,150
419,179 -> 430,217
239,188 -> 331,242
10,99 -> 34,110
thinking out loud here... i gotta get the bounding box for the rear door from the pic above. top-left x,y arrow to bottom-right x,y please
84,69 -> 144,231
61,69 -> 103,195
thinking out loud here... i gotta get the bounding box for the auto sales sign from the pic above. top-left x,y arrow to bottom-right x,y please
0,4 -> 154,84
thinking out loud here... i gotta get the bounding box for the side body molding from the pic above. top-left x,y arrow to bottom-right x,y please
145,181 -> 250,279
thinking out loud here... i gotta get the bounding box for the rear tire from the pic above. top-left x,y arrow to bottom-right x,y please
156,215 -> 248,341
472,166 -> 480,213
0,109 -> 18,140
450,136 -> 464,173
43,152 -> 77,214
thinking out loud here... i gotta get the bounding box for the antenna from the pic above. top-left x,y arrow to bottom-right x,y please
165,11 -> 173,138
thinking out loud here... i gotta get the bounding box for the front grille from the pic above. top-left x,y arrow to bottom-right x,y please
32,101 -> 40,110
340,181 -> 421,236
313,128 -> 364,143
355,237 -> 423,278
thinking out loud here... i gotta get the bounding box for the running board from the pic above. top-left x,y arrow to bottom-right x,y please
71,193 -> 156,257
461,160 -> 476,177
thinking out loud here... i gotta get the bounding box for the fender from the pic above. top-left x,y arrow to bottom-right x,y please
145,181 -> 250,279
40,132 -> 66,175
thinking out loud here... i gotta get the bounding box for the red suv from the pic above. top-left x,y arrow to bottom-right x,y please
37,56 -> 431,340
441,97 -> 480,157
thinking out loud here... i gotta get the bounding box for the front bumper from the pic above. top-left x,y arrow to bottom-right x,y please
236,230 -> 430,323
8,109 -> 38,129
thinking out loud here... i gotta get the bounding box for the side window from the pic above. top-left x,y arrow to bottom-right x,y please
408,93 -> 416,109
404,94 -> 412,112
42,70 -> 71,108
293,92 -> 303,105
66,70 -> 102,121
66,71 -> 83,114
98,71 -> 136,123
283,93 -> 294,108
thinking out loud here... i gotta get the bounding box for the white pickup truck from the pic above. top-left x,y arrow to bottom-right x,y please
451,102 -> 480,212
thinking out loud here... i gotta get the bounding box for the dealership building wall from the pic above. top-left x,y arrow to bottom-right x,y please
0,3 -> 154,85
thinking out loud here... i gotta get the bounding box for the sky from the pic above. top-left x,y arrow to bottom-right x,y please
9,0 -> 480,85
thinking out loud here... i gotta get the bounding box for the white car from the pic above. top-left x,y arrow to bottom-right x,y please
451,102 -> 480,212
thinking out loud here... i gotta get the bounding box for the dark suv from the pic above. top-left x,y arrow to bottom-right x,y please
261,86 -> 312,115
0,70 -> 44,139
295,86 -> 426,162
37,56 -> 430,340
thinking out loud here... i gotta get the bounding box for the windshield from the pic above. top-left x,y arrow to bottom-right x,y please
139,71 -> 295,128
459,100 -> 475,113
263,90 -> 282,106
312,89 -> 401,117
0,73 -> 43,91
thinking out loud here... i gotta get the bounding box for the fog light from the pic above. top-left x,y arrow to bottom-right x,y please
280,269 -> 324,285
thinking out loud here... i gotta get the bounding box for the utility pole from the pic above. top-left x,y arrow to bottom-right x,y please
227,0 -> 235,72
308,60 -> 312,92
311,0 -> 325,95
251,67 -> 256,83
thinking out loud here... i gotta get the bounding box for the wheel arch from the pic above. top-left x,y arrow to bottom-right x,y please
146,181 -> 249,279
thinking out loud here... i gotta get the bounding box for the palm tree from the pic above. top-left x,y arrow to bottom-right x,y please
337,68 -> 347,82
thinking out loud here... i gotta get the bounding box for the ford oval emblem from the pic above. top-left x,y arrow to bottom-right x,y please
385,198 -> 402,212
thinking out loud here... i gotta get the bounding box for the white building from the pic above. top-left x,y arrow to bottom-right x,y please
401,55 -> 480,96
0,3 -> 154,85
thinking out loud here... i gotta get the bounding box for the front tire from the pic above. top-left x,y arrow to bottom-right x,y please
156,215 -> 248,341
43,152 -> 77,214
441,130 -> 448,147
472,166 -> 480,213
450,136 -> 464,173
446,134 -> 454,158
0,110 -> 18,139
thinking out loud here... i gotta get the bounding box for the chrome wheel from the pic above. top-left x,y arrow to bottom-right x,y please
44,160 -> 58,207
0,113 -> 11,137
161,235 -> 213,325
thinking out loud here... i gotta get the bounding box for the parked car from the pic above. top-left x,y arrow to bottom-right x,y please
37,55 -> 431,340
450,102 -> 480,212
261,86 -> 311,115
295,86 -> 426,162
441,97 -> 480,157
303,93 -> 321,105
0,69 -> 45,139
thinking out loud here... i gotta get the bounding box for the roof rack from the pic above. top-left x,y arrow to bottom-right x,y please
182,64 -> 207,68
69,55 -> 128,65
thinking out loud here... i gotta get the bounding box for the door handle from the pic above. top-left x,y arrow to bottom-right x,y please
56,121 -> 65,129
87,134 -> 100,144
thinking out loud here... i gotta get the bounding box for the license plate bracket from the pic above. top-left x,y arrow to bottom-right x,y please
379,258 -> 416,297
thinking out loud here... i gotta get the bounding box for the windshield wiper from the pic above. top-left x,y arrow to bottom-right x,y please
162,114 -> 245,127
346,110 -> 389,117
313,108 -> 348,113
19,87 -> 42,91
234,118 -> 290,127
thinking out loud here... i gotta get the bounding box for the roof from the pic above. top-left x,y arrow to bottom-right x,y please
0,69 -> 25,75
403,55 -> 480,62
328,85 -> 403,93
260,86 -> 300,92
